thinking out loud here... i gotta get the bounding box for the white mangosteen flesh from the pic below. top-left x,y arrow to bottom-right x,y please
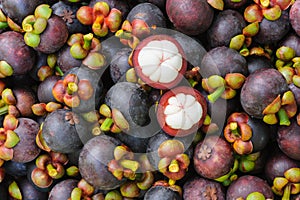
137,40 -> 183,84
164,93 -> 203,130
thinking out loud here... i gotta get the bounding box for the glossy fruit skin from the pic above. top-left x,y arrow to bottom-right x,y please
277,120 -> 300,160
78,135 -> 126,190
226,175 -> 274,200
193,135 -> 234,179
290,0 -> 300,37
48,179 -> 78,200
132,34 -> 187,90
183,176 -> 226,200
206,9 -> 246,48
240,68 -> 289,119
156,86 -> 207,137
13,86 -> 37,117
41,109 -> 83,154
144,185 -> 182,200
0,31 -> 36,75
35,14 -> 69,54
166,0 -> 214,35
12,118 -> 41,163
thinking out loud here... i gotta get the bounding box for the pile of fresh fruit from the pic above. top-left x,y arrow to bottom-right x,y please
0,0 -> 299,199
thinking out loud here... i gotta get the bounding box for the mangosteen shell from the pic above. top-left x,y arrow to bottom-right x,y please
48,179 -> 78,200
144,185 -> 182,200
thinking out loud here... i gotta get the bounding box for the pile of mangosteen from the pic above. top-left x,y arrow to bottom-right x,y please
0,0 -> 299,199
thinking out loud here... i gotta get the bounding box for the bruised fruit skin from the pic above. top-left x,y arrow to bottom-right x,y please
78,135 -> 125,190
35,15 -> 69,54
193,135 -> 234,179
133,34 -> 187,90
12,118 -> 41,163
183,176 -> 225,200
156,86 -> 207,137
48,179 -> 78,200
166,0 -> 214,35
240,68 -> 289,119
41,109 -> 83,154
0,31 -> 36,75
277,120 -> 300,160
290,0 -> 300,37
226,175 -> 274,200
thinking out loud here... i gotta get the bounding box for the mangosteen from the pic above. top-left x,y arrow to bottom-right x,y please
132,34 -> 187,90
224,0 -> 248,9
0,182 -> 8,199
52,1 -> 91,34
12,118 -> 41,163
144,184 -> 182,200
166,0 -> 214,36
37,75 -> 61,103
18,177 -> 48,199
48,179 -> 78,200
254,10 -> 290,45
193,135 -> 235,181
156,86 -> 207,137
289,83 -> 300,106
0,31 -> 36,76
226,175 -> 274,200
277,119 -> 300,161
290,0 -> 300,37
78,134 -> 126,190
12,86 -> 37,117
206,9 -> 246,48
183,176 -> 225,200
109,47 -> 132,83
126,2 -> 166,28
246,55 -> 272,74
280,33 -> 300,57
56,45 -> 83,73
3,161 -> 27,177
41,109 -> 84,154
113,131 -> 150,153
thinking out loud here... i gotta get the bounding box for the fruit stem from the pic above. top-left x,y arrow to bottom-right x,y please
230,122 -> 240,137
100,118 -> 113,132
67,82 -> 78,95
282,184 -> 291,200
46,163 -> 58,177
168,159 -> 180,173
0,104 -> 8,116
82,33 -> 93,50
278,108 -> 290,126
120,159 -> 139,172
0,22 -> 8,29
207,86 -> 225,103
70,187 -> 82,200
55,66 -> 64,76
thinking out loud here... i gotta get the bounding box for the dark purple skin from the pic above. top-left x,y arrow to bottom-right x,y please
35,14 -> 69,54
144,185 -> 182,200
109,47 -> 132,83
3,161 -> 27,177
52,1 -> 91,34
289,83 -> 300,106
12,118 -> 41,163
78,135 -> 126,190
0,31 -> 36,75
126,2 -> 166,28
206,9 -> 246,49
48,179 -> 78,200
200,46 -> 248,78
264,150 -> 300,184
89,0 -> 130,20
193,135 -> 234,179
37,75 -> 61,103
13,86 -> 37,117
254,10 -> 290,45
280,33 -> 300,56
41,109 -> 83,154
277,120 -> 300,160
240,68 -> 289,119
224,0 -> 248,9
226,175 -> 274,200
183,176 -> 225,200
166,0 -> 213,35
18,177 -> 48,200
246,55 -> 272,74
0,0 -> 49,24
57,45 -> 82,73
290,0 -> 300,37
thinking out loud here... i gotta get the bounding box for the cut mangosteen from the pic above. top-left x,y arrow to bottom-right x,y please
132,34 -> 187,90
156,86 -> 207,137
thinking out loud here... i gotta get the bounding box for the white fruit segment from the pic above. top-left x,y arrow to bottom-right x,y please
164,93 -> 203,130
137,40 -> 183,83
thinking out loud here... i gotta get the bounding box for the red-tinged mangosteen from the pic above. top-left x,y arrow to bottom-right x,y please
132,34 -> 187,90
226,175 -> 274,200
290,0 -> 300,37
277,119 -> 300,161
193,135 -> 235,182
166,0 -> 214,36
156,86 -> 207,137
0,31 -> 36,76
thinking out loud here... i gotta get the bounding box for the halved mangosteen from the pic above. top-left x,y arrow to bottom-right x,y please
156,86 -> 207,137
132,34 -> 187,90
